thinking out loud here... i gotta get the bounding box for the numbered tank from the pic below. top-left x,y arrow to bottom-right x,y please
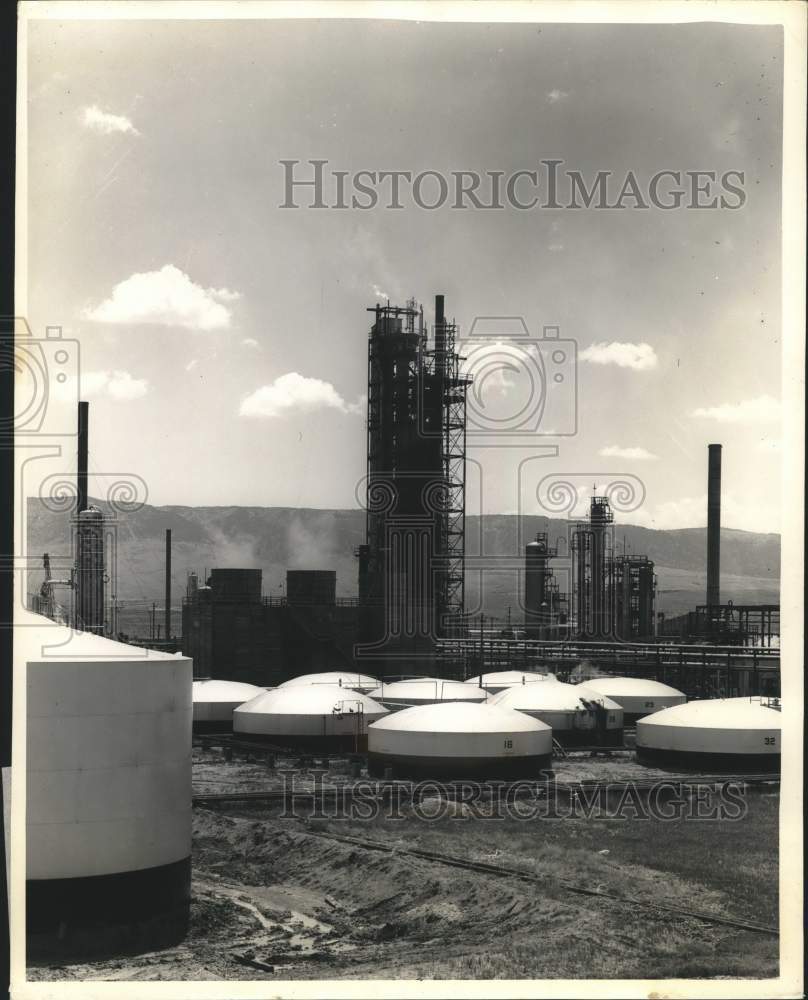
636,697 -> 781,773
21,610 -> 192,957
491,680 -> 624,746
233,684 -> 388,751
576,676 -> 686,723
192,679 -> 267,732
368,677 -> 488,709
367,701 -> 553,780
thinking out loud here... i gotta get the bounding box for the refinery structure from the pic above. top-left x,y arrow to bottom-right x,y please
21,293 -> 783,970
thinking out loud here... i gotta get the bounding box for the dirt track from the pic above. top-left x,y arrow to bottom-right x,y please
28,749 -> 780,982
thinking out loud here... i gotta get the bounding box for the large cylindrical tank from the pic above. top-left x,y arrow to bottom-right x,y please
367,702 -> 553,780
286,570 -> 337,606
463,670 -> 548,695
20,610 -> 192,957
491,680 -> 624,746
576,677 -> 686,723
636,697 -> 781,772
208,568 -> 262,603
192,679 -> 267,732
278,671 -> 379,694
233,685 -> 388,751
368,677 -> 488,709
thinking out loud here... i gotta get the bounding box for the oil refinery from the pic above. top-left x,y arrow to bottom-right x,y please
21,293 -> 783,971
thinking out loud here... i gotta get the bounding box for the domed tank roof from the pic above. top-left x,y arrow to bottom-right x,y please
579,677 -> 684,699
571,685 -> 623,712
278,671 -> 379,692
192,679 -> 267,704
235,684 -> 388,718
491,680 -> 615,712
17,609 -> 184,662
368,678 -> 488,704
464,670 -> 550,689
369,700 -> 550,735
637,697 -> 782,731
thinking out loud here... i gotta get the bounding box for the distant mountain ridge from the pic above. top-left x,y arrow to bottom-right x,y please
26,500 -> 780,619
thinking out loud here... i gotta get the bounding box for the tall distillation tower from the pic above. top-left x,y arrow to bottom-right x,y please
357,295 -> 470,674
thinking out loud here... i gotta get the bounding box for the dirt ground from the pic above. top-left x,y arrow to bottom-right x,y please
28,745 -> 780,983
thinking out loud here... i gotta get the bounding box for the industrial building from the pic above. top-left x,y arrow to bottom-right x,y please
182,568 -> 359,686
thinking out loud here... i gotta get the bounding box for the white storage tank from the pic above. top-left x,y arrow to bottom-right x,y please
491,681 -> 624,747
20,610 -> 192,956
367,702 -> 553,780
233,684 -> 388,751
576,676 -> 686,723
192,679 -> 267,732
636,697 -> 781,773
463,670 -> 549,695
278,670 -> 379,693
368,677 -> 488,709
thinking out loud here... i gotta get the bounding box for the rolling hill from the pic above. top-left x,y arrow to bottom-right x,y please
26,499 -> 780,622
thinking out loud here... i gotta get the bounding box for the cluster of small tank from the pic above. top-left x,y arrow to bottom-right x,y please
193,667 -> 781,778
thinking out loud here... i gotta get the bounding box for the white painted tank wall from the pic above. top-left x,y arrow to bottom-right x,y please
22,614 -> 192,881
490,682 -> 606,733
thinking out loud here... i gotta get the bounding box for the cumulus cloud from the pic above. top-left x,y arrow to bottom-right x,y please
546,89 -> 569,103
84,265 -> 239,330
240,372 -> 363,419
81,105 -> 139,136
580,342 -> 658,370
63,370 -> 149,401
599,445 -> 659,461
690,395 -> 781,424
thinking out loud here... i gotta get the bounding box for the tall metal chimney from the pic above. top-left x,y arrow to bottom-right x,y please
77,401 -> 89,513
706,444 -> 722,608
165,528 -> 172,644
434,294 -> 445,362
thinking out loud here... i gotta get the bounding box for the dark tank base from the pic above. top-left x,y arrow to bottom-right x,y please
367,751 -> 553,781
555,729 -> 624,748
193,720 -> 234,734
27,855 -> 191,961
234,731 -> 369,753
636,746 -> 780,774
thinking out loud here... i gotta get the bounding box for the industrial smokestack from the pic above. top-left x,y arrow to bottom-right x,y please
165,529 -> 172,644
434,294 -> 445,361
77,401 -> 89,513
707,443 -> 722,608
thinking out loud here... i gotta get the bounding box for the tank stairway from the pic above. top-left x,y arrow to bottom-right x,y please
552,738 -> 568,759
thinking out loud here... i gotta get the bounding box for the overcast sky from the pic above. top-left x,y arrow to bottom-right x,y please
24,16 -> 783,532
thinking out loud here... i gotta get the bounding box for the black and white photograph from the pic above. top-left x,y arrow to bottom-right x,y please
4,1 -> 805,997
